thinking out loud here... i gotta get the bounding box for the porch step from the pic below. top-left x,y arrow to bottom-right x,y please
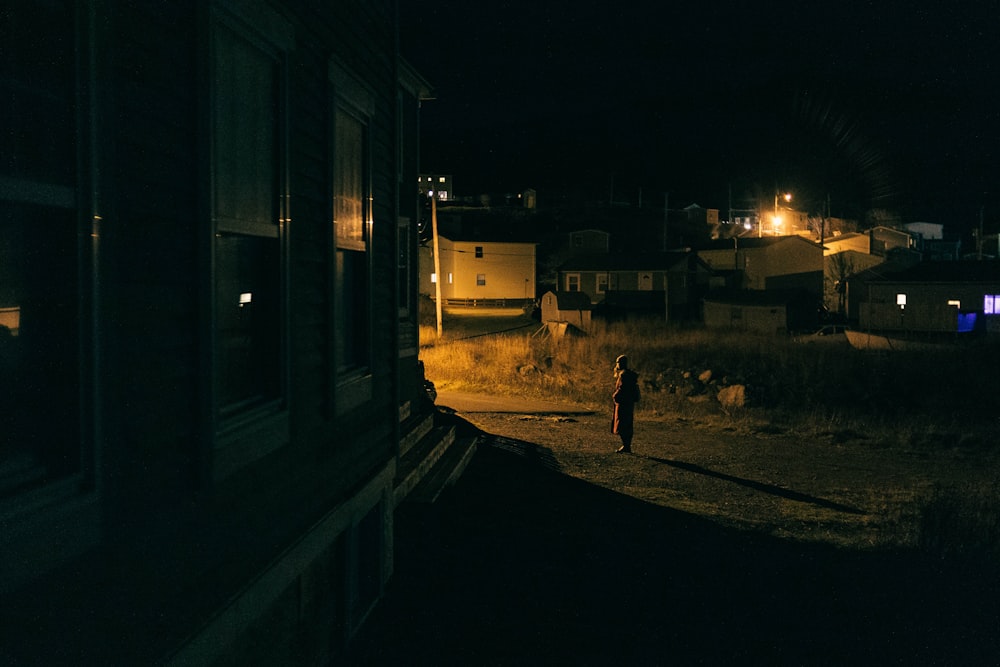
406,435 -> 478,504
393,420 -> 455,508
399,410 -> 435,460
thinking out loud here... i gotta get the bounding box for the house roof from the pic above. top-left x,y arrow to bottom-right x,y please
866,260 -> 1000,283
697,235 -> 821,251
703,289 -> 818,307
542,290 -> 593,310
559,251 -> 706,272
440,234 -> 537,247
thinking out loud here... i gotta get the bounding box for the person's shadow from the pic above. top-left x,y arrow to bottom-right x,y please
646,455 -> 866,515
350,419 -> 1000,666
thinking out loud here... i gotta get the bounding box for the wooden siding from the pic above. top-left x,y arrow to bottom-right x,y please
2,1 -> 409,664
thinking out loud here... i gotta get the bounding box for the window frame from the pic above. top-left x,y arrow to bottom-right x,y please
329,62 -> 375,417
0,0 -> 100,587
205,1 -> 294,481
566,273 -> 580,292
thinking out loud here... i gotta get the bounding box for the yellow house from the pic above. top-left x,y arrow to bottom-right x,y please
697,236 -> 824,295
421,235 -> 537,305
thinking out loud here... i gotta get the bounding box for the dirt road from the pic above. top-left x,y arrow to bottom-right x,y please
350,391 -> 1000,665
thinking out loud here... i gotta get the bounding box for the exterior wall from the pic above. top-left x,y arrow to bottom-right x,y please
823,233 -> 870,255
419,173 -> 454,200
870,226 -> 913,255
756,240 -> 823,293
540,292 -> 592,329
1,1 -> 412,664
424,238 -> 536,302
825,251 -> 884,313
569,229 -> 611,253
701,239 -> 822,292
905,222 -> 944,240
862,282 -> 1000,331
704,301 -> 788,333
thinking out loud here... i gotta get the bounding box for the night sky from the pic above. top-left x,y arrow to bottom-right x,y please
400,1 -> 999,233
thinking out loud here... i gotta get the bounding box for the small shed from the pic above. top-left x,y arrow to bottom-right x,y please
541,290 -> 593,330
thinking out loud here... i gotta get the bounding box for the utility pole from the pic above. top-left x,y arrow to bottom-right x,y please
431,193 -> 443,338
979,205 -> 985,260
663,191 -> 669,251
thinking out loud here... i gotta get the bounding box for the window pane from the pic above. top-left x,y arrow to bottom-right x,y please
0,2 -> 76,186
0,204 -> 79,497
334,110 -> 365,251
213,24 -> 277,229
216,234 -> 280,413
334,248 -> 369,372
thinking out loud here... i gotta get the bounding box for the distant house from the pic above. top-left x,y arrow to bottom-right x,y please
904,221 -> 944,241
540,290 -> 593,330
697,236 -> 824,296
703,290 -> 819,333
568,229 -> 611,254
419,173 -> 454,201
869,225 -> 914,256
822,232 -> 871,256
557,251 -> 712,320
845,260 -> 1000,333
825,250 -> 885,315
420,235 -> 537,305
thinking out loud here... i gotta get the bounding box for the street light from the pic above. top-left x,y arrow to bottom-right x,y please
773,191 -> 791,236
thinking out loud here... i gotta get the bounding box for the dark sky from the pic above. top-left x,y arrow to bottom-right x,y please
400,1 -> 999,232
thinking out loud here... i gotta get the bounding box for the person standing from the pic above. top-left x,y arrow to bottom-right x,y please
612,354 -> 640,453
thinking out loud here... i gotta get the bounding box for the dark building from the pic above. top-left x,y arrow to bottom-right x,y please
1,1 -> 438,663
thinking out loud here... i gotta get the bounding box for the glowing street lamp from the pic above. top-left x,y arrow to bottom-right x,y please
773,191 -> 791,235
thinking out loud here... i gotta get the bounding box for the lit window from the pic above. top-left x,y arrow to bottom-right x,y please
476,274 -> 486,286
947,300 -> 961,308
985,295 -> 1000,314
448,273 -> 453,284
430,273 -> 437,283
438,177 -> 445,183
896,293 -> 907,309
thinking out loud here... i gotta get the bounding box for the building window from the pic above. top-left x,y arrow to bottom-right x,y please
211,4 -> 291,426
1,0 -> 83,496
330,62 -> 374,415
566,274 -> 580,292
476,274 -> 486,286
985,295 -> 1000,314
333,107 -> 370,375
474,246 -> 483,258
596,274 -> 608,294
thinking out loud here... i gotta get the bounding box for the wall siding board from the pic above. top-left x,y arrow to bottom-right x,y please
3,0 -> 408,663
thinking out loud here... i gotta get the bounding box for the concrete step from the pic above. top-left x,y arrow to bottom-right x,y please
393,422 -> 455,508
406,436 -> 478,504
398,410 -> 435,460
